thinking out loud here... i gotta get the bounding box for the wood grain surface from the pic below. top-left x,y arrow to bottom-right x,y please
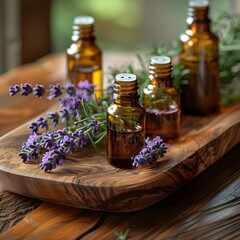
0,53 -> 239,239
0,103 -> 239,212
1,143 -> 239,239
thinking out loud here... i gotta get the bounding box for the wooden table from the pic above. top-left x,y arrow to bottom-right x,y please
0,54 -> 239,240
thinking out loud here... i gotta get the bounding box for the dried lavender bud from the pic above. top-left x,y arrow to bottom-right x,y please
87,119 -> 100,135
41,132 -> 55,149
65,83 -> 76,96
33,84 -> 45,97
57,129 -> 68,136
28,122 -> 39,133
59,135 -> 77,153
60,109 -> 70,123
77,80 -> 96,90
48,112 -> 59,127
9,85 -> 21,96
21,83 -> 33,96
36,117 -> 48,130
40,149 -> 66,172
19,133 -> 41,162
47,84 -> 62,100
76,80 -> 96,100
72,130 -> 90,147
131,136 -> 168,167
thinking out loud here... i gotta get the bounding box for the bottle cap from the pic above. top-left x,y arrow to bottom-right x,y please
189,0 -> 209,7
151,56 -> 171,65
74,16 -> 95,25
116,73 -> 136,82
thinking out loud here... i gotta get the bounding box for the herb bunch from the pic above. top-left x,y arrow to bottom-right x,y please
108,11 -> 240,107
10,81 -> 111,171
212,11 -> 240,106
10,81 -> 167,171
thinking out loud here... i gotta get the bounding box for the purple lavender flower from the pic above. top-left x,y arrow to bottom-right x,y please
36,117 -> 48,130
48,112 -> 59,127
146,136 -> 168,157
33,84 -> 45,97
28,122 -> 39,133
21,83 -> 33,96
131,136 -> 168,167
76,80 -> 96,101
9,85 -> 20,96
65,83 -> 76,96
57,128 -> 68,136
41,132 -> 55,149
28,117 -> 48,133
19,133 -> 41,162
47,84 -> 62,100
59,135 -> 77,153
77,80 -> 95,90
27,133 -> 40,146
87,119 -> 100,135
19,149 -> 39,162
72,130 -> 90,147
60,109 -> 70,123
40,149 -> 66,172
60,95 -> 81,112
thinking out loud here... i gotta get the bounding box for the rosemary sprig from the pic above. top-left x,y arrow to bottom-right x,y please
108,11 -> 240,107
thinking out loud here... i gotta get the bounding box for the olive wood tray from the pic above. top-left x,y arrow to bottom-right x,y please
0,103 -> 240,212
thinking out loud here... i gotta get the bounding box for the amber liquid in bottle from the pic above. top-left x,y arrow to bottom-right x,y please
107,73 -> 146,169
67,16 -> 102,97
143,56 -> 181,141
180,0 -> 219,114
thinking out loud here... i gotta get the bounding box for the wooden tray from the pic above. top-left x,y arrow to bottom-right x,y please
0,104 -> 240,212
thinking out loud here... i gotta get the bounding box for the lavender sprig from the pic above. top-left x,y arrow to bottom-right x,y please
10,82 -> 102,131
19,128 -> 88,171
20,115 -> 106,171
131,136 -> 168,167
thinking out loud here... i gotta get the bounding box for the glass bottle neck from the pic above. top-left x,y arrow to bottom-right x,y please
149,62 -> 173,88
113,80 -> 140,106
186,6 -> 210,33
71,24 -> 96,41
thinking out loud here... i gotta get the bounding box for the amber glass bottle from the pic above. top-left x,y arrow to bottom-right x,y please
67,16 -> 102,97
143,56 -> 180,141
180,0 -> 219,114
107,73 -> 146,169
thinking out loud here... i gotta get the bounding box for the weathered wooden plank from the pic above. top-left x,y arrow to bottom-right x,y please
0,104 -> 239,212
0,191 -> 41,233
0,202 -> 103,240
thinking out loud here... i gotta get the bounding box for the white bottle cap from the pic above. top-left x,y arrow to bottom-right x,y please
74,16 -> 95,25
189,0 -> 209,7
116,73 -> 136,82
151,56 -> 171,65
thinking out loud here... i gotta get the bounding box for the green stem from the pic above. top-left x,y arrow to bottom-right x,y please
87,132 -> 99,152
